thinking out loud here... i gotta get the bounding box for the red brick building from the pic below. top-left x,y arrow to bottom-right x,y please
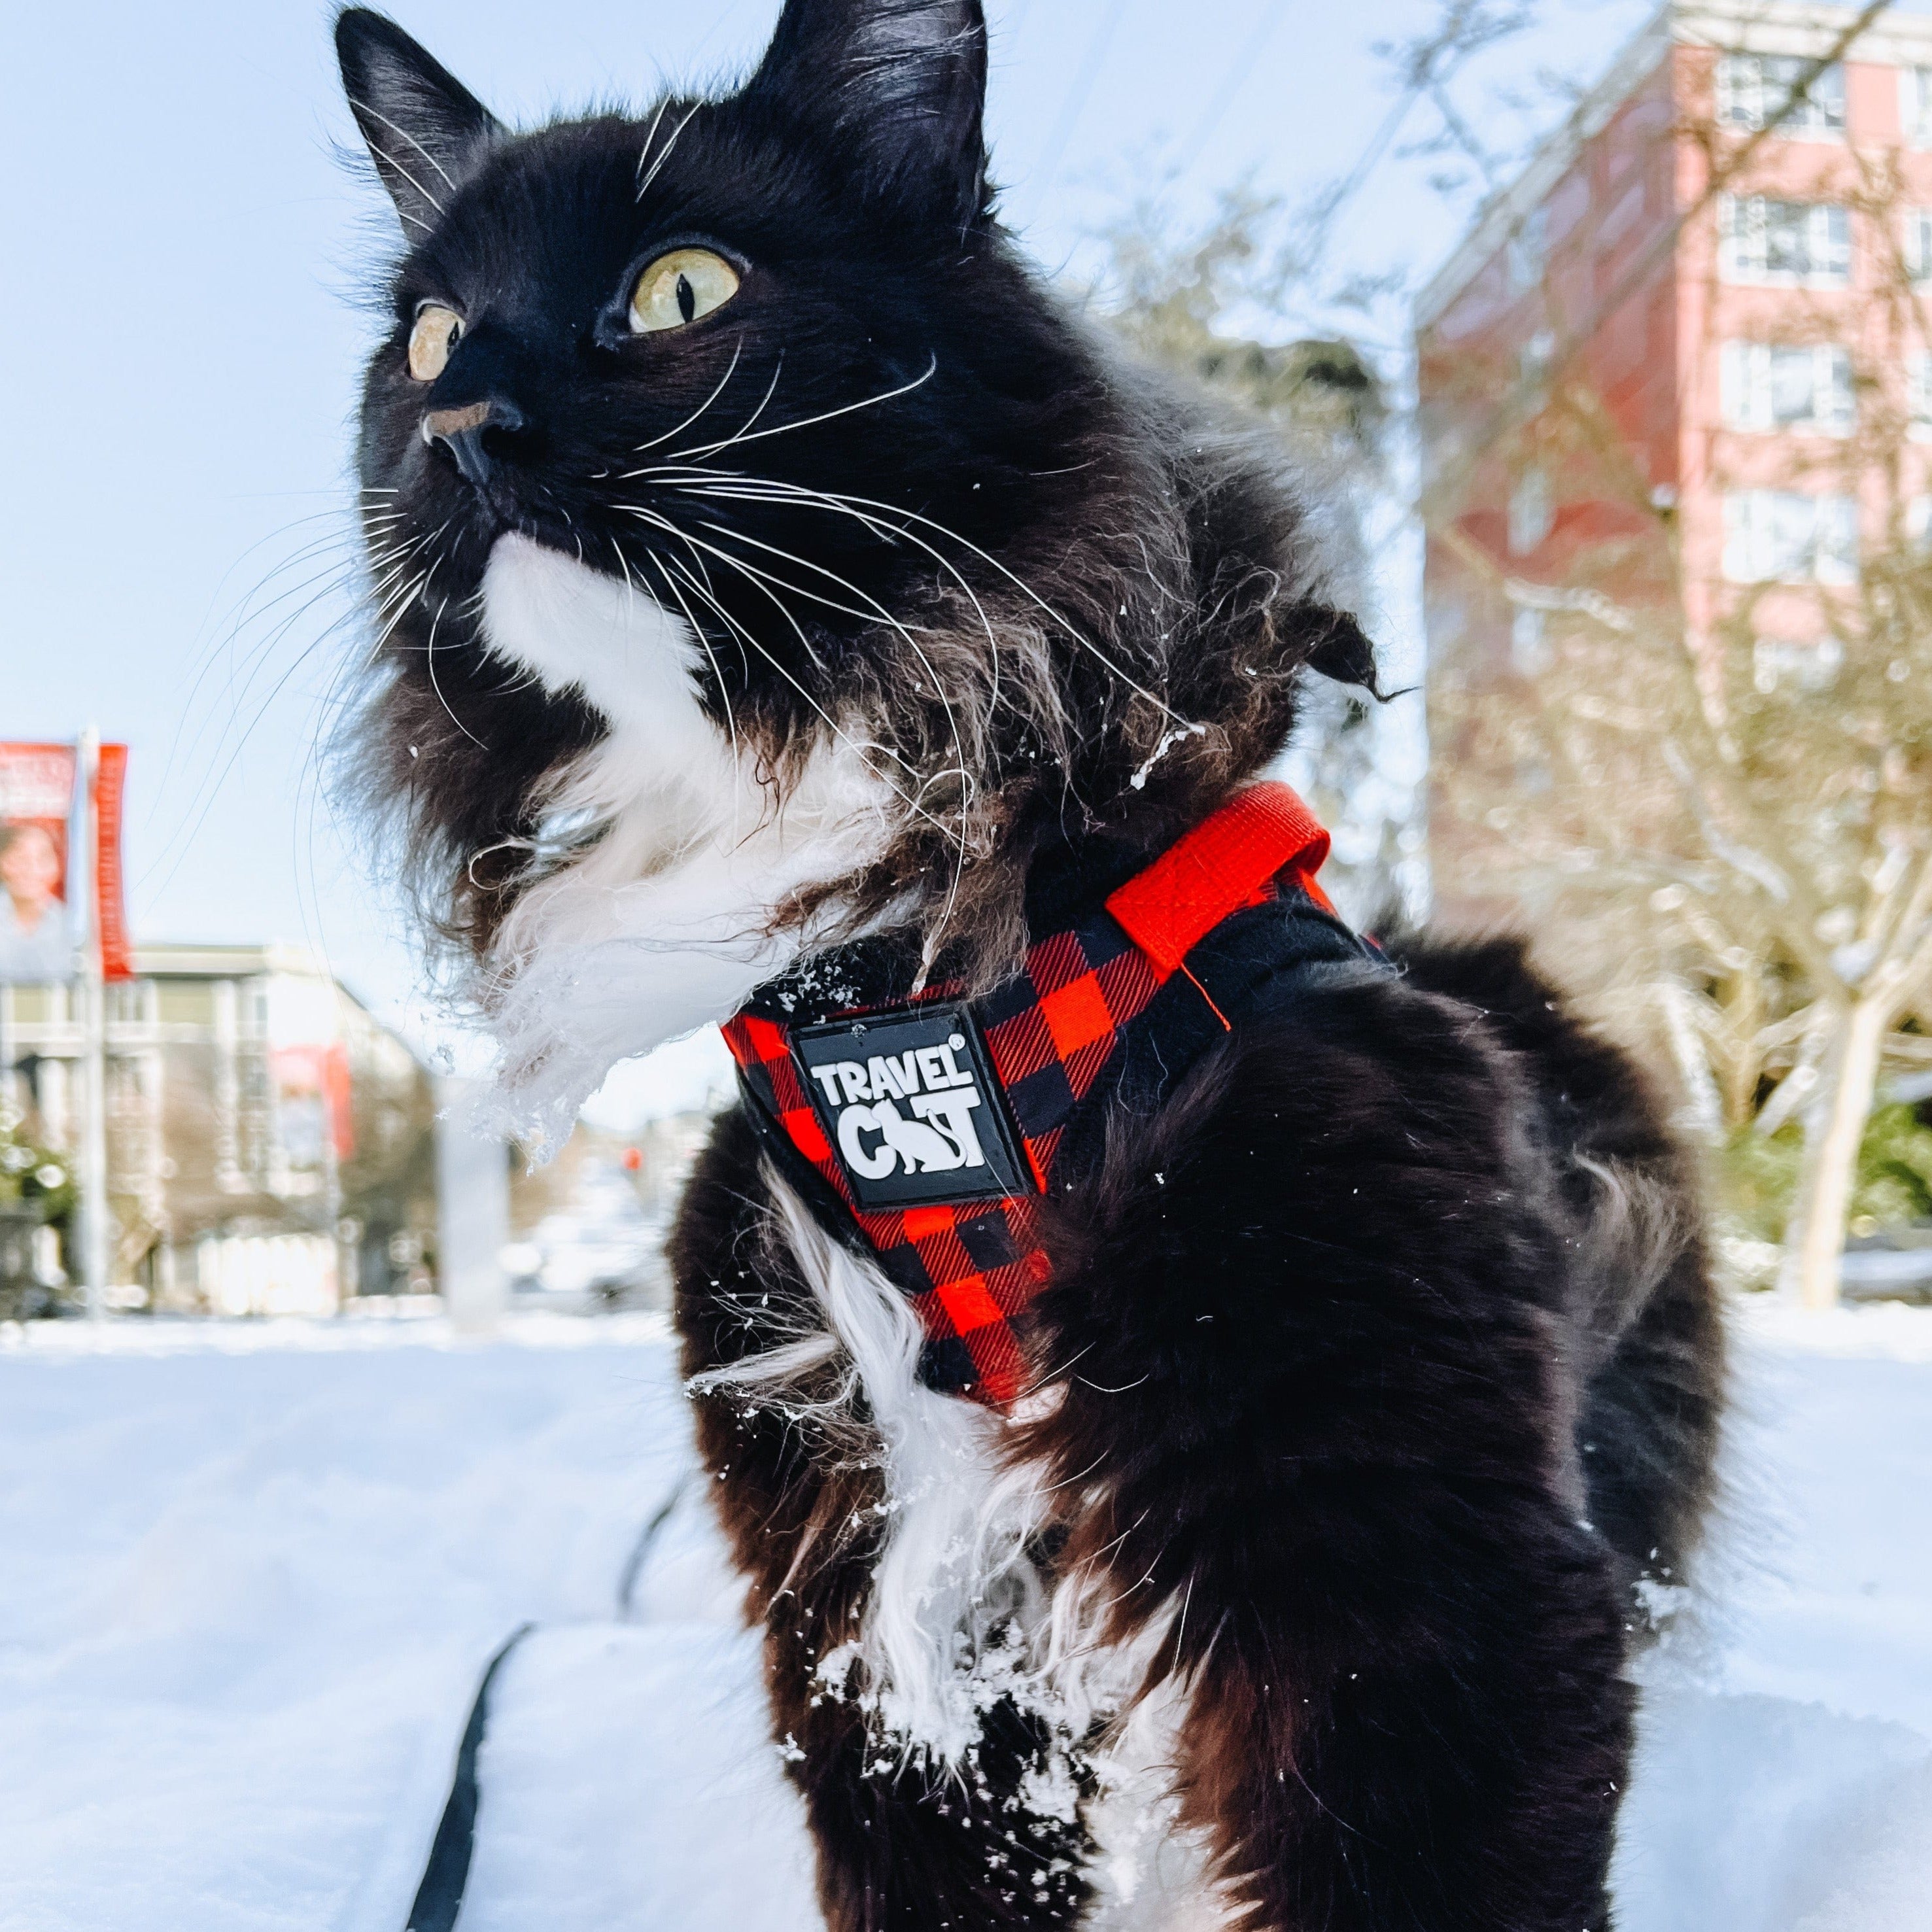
1418,0 -> 1932,910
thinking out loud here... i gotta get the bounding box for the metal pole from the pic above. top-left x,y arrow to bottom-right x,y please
436,1076 -> 508,1336
76,728 -> 109,1319
321,1061 -> 348,1314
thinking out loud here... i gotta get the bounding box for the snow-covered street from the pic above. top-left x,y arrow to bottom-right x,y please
1,1300 -> 1927,1931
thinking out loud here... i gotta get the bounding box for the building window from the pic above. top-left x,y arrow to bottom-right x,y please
1753,636 -> 1844,693
1724,491 -> 1858,584
1509,466 -> 1553,555
1719,342 -> 1854,434
1906,209 -> 1932,284
1717,55 -> 1846,136
1719,196 -> 1852,285
1905,68 -> 1932,146
1911,355 -> 1932,438
1511,606 -> 1549,673
1507,205 -> 1549,295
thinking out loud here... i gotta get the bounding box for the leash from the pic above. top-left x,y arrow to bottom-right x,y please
401,1475 -> 693,1931
404,1624 -> 533,1932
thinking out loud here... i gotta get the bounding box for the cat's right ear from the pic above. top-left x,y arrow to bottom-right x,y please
335,9 -> 502,237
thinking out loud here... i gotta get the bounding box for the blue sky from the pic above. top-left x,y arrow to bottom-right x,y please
3,0 -> 1666,1111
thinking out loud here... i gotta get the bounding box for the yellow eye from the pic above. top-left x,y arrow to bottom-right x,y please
630,248 -> 740,334
407,305 -> 462,382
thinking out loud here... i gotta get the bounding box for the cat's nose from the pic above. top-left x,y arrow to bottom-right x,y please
421,397 -> 528,487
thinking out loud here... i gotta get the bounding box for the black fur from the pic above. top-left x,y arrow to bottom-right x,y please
674,931 -> 1723,1931
337,12 -> 502,233
336,5 -> 1724,1925
743,0 -> 992,226
1392,933 -> 1725,1597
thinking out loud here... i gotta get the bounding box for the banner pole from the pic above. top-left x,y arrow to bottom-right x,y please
77,727 -> 109,1320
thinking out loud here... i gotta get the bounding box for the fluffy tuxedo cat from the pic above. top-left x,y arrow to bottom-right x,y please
334,5 -> 1724,1926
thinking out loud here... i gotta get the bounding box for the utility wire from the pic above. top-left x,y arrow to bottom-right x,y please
1175,0 -> 1288,175
1300,81 -> 1428,261
1031,0 -> 1133,198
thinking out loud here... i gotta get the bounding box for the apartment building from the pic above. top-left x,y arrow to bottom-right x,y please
1,945 -> 436,1311
1416,0 -> 1932,910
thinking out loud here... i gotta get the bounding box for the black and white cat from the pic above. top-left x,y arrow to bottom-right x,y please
334,5 -> 1725,1926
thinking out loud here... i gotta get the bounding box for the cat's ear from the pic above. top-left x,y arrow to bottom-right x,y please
335,9 -> 503,237
743,0 -> 989,226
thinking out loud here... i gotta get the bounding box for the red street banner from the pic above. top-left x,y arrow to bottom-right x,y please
94,744 -> 131,981
0,741 -> 132,984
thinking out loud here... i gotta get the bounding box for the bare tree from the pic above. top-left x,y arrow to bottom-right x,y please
1092,186 -> 1417,918
1424,26 -> 1932,1307
1092,4 -> 1930,1306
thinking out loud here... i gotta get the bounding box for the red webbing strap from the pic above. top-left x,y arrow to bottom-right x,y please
1103,781 -> 1333,976
725,780 -> 1339,1407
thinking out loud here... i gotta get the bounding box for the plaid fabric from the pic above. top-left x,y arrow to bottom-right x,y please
723,782 -> 1336,1409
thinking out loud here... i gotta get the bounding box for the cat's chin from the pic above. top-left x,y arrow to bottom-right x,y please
480,531 -> 714,755
482,725 -> 897,1150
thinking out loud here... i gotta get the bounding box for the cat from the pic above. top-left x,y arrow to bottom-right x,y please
333,5 -> 1725,1927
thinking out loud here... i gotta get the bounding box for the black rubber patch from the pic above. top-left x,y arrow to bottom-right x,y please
791,1004 -> 1033,1211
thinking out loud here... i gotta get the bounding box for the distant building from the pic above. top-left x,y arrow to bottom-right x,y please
1415,0 -> 1932,912
506,1109 -> 719,1311
0,944 -> 436,1312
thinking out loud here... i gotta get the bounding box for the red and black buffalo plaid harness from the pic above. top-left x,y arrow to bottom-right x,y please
723,783 -> 1385,1409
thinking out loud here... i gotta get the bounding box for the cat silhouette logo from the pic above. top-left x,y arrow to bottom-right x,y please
792,1006 -> 1035,1211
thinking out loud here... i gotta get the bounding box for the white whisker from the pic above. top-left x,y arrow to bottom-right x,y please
347,97 -> 449,212
682,474 -> 1180,723
635,101 -> 702,203
632,97 -> 670,192
630,337 -> 746,458
425,593 -> 487,749
673,478 -> 1005,706
654,354 -> 939,466
618,506 -> 827,674
689,517 -> 927,650
656,554 -> 960,853
666,351 -> 785,466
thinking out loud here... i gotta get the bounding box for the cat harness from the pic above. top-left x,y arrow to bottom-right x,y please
725,782 -> 1383,1408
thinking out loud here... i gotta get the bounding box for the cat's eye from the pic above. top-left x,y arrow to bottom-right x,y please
407,305 -> 463,382
630,249 -> 740,334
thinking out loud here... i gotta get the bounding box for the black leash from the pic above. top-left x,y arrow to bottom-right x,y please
404,1624 -> 533,1932
402,1476 -> 693,1932
616,1474 -> 692,1620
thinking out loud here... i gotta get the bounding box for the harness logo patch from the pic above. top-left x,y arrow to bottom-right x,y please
791,1005 -> 1035,1211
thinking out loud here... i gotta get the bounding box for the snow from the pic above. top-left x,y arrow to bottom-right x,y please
1613,1305 -> 1932,1931
1,1299 -> 1927,1930
579,1028 -> 736,1135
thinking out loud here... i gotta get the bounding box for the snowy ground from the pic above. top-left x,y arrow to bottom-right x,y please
1,1300 -> 1927,1932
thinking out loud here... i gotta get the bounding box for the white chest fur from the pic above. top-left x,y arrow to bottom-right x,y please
475,536 -> 893,1139
703,1175 -> 1226,1928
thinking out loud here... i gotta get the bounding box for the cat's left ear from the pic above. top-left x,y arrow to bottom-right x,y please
743,0 -> 989,226
336,9 -> 503,237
